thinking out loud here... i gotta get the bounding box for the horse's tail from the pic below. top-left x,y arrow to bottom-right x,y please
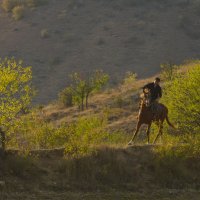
166,115 -> 176,129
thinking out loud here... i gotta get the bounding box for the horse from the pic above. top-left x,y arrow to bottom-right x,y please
128,89 -> 175,145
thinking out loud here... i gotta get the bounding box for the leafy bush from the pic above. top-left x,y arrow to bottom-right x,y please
9,111 -> 124,157
0,58 -> 34,149
60,70 -> 109,110
58,87 -> 73,107
12,5 -> 25,20
162,63 -> 200,134
123,71 -> 137,85
160,62 -> 178,81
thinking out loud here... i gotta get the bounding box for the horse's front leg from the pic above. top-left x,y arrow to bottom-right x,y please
146,123 -> 151,144
128,121 -> 142,145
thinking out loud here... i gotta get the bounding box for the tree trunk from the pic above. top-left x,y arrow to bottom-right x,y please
81,93 -> 84,111
86,93 -> 89,109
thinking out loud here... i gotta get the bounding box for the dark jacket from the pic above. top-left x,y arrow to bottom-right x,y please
143,82 -> 162,101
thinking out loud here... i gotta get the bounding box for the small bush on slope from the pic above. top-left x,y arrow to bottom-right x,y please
12,5 -> 25,20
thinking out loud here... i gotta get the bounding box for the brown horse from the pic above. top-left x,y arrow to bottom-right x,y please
128,89 -> 175,145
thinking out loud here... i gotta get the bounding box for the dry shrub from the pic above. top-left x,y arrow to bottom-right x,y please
12,5 -> 25,20
40,29 -> 49,38
2,0 -> 17,12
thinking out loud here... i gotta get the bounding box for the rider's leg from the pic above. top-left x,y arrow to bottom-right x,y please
151,100 -> 159,119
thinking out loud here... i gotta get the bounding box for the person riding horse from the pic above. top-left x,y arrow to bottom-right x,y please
128,77 -> 175,145
142,77 -> 162,117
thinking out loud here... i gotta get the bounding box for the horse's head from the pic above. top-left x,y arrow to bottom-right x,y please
140,88 -> 151,108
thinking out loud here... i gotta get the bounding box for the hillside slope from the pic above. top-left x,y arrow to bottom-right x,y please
0,0 -> 200,103
1,145 -> 200,199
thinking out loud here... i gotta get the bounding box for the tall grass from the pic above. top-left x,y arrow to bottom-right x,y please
8,111 -> 126,157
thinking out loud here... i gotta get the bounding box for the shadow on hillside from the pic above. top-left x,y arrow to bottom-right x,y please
0,145 -> 200,192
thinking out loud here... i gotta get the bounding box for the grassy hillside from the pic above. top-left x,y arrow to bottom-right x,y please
1,0 -> 200,103
0,61 -> 200,199
1,145 -> 200,199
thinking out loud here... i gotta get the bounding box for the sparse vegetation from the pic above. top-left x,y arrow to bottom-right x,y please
12,5 -> 25,20
160,62 -> 178,81
1,0 -> 48,20
0,59 -> 200,199
40,29 -> 49,38
58,86 -> 73,107
1,0 -> 200,198
27,0 -> 48,7
8,110 -> 125,157
123,71 -> 137,85
60,70 -> 109,110
1,0 -> 15,12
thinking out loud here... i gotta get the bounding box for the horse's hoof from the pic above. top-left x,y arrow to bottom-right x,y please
128,141 -> 133,146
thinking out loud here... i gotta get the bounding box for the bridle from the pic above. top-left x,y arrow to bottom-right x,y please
140,89 -> 151,108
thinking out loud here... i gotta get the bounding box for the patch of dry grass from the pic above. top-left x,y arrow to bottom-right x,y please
1,144 -> 200,199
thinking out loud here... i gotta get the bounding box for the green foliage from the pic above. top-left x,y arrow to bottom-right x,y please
123,71 -> 137,85
153,133 -> 200,187
70,72 -> 86,110
0,58 -> 34,148
160,62 -> 178,81
162,64 -> 200,134
9,110 -> 124,157
85,70 -> 109,108
64,117 -> 108,157
12,5 -> 25,20
58,87 -> 73,107
60,70 -> 109,110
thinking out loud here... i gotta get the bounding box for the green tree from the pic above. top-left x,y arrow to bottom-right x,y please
160,62 -> 178,81
63,70 -> 109,111
85,70 -> 109,109
0,58 -> 34,150
162,64 -> 200,134
58,86 -> 73,107
70,72 -> 86,111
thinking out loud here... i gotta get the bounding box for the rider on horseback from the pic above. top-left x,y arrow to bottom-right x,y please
143,77 -> 162,117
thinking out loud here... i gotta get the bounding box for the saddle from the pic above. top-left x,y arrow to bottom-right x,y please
150,101 -> 161,119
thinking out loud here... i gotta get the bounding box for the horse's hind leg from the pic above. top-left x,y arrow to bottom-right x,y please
128,122 -> 142,145
153,122 -> 163,144
146,123 -> 151,144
